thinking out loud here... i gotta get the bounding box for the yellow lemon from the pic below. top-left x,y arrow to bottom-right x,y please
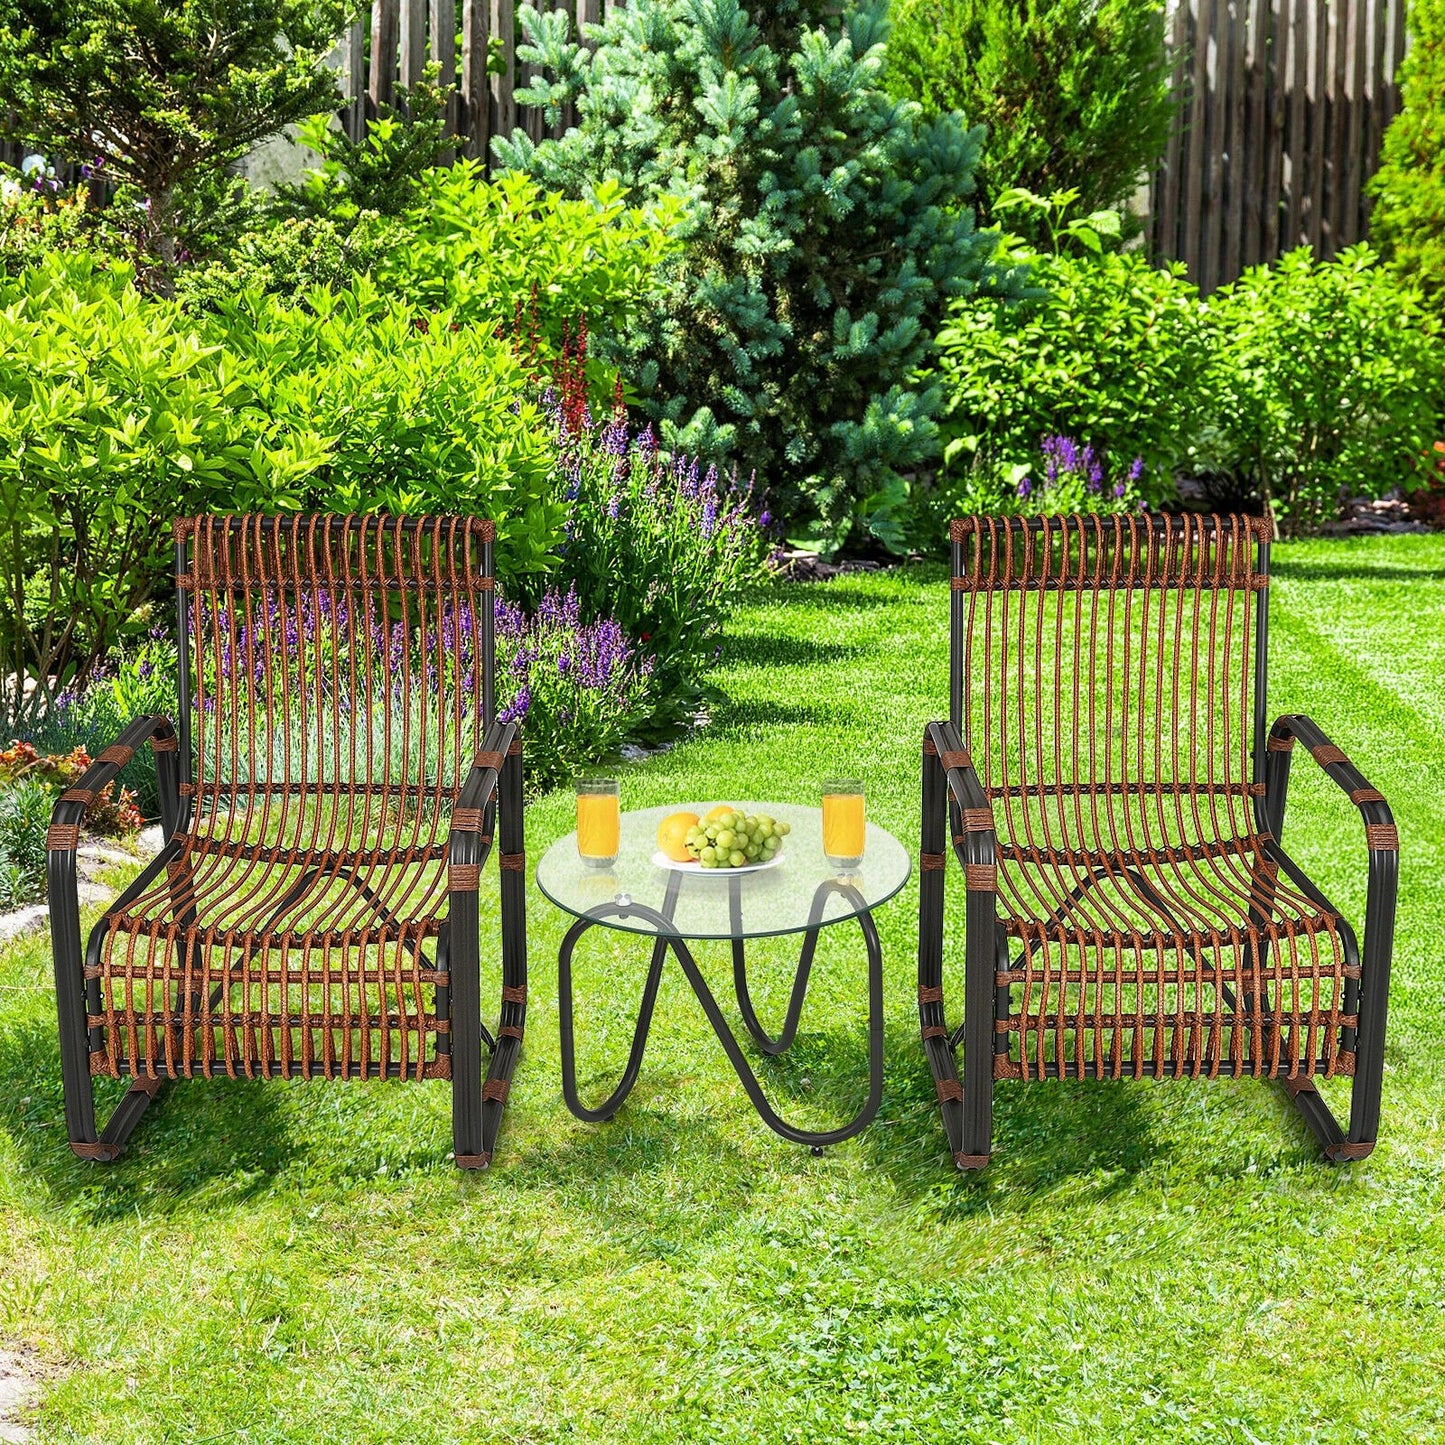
657,811 -> 700,863
704,804 -> 740,823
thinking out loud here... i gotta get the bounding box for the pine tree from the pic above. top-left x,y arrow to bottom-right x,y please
495,0 -> 1009,552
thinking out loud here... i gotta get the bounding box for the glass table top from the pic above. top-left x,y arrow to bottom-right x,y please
536,802 -> 912,940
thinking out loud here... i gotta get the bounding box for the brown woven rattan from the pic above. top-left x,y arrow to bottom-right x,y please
918,514 -> 1397,1169
48,515 -> 527,1168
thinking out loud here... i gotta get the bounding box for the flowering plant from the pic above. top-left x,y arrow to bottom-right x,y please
533,327 -> 771,736
1011,435 -> 1145,515
495,586 -> 652,790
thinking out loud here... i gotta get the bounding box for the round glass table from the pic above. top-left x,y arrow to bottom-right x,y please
537,803 -> 911,1151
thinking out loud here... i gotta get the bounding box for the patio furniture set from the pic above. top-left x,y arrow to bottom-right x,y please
46,513 -> 1397,1171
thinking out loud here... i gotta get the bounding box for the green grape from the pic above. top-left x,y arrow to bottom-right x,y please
745,843 -> 760,859
715,829 -> 734,850
729,849 -> 746,867
700,846 -> 717,863
776,821 -> 791,836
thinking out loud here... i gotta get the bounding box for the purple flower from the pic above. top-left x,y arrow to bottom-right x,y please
1017,475 -> 1033,498
1129,457 -> 1144,482
500,684 -> 531,723
601,417 -> 629,456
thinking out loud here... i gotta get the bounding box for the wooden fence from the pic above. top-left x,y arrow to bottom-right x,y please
345,1 -> 622,156
1151,0 -> 1409,292
2,0 -> 1413,295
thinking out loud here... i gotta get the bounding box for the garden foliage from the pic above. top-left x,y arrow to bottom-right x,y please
0,257 -> 248,727
377,168 -> 678,357
497,0 -> 1008,553
1203,245 -> 1444,528
929,248 -> 1208,519
534,341 -> 769,736
886,0 -> 1175,236
0,0 -> 347,271
1370,0 -> 1445,307
928,240 -> 1443,531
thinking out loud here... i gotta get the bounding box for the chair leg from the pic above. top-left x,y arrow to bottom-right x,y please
919,728 -> 993,1170
456,735 -> 528,1171
52,882 -> 168,1162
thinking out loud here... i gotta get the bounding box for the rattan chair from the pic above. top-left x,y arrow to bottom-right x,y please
919,514 -> 1396,1168
48,515 -> 527,1169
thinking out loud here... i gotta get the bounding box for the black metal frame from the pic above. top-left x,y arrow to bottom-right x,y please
48,517 -> 527,1170
557,871 -> 885,1152
918,517 -> 1398,1168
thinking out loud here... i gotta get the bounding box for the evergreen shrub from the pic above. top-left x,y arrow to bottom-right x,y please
886,0 -> 1175,236
497,0 -> 1009,553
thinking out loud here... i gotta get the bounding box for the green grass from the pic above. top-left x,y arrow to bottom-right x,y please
2,536 -> 1444,1442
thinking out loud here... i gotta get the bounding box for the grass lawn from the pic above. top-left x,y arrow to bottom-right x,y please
2,535 -> 1443,1443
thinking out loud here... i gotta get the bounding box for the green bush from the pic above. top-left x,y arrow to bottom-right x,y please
378,167 -> 678,358
886,0 -> 1175,236
285,71 -> 453,223
0,779 -> 51,905
1370,0 -> 1445,306
0,251 -> 570,724
202,279 -> 564,575
0,0 -> 347,271
0,255 -> 249,727
497,0 -> 1009,553
174,212 -> 406,312
928,247 -> 1208,527
1204,245 -> 1444,529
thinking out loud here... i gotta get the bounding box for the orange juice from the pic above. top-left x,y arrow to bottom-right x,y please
822,788 -> 865,865
576,789 -> 620,864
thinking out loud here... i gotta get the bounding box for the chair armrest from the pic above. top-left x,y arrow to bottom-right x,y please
47,715 -> 182,974
46,714 -> 182,863
1264,713 -> 1397,856
925,720 -> 997,893
446,718 -> 519,893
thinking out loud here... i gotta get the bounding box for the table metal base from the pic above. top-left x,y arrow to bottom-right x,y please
557,871 -> 884,1150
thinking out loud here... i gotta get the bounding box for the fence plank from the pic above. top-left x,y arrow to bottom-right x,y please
1182,0 -> 1213,283
1241,0 -> 1270,269
370,0 -> 400,110
490,0 -> 517,143
400,0 -> 427,89
1156,0 -> 1189,263
460,0 -> 489,160
1345,0 -> 1369,243
342,19 -> 366,143
430,0 -> 458,145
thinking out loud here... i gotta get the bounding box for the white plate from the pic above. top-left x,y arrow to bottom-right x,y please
652,849 -> 786,876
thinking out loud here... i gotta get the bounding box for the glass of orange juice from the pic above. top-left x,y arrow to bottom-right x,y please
821,778 -> 865,870
576,778 -> 621,867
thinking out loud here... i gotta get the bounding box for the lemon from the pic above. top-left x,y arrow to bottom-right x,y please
657,811 -> 701,862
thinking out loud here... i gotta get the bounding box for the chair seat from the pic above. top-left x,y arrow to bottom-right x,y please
986,835 -> 1357,1083
86,829 -> 462,1083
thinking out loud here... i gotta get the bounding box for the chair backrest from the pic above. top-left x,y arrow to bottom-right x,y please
174,514 -> 496,842
949,513 -> 1272,856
